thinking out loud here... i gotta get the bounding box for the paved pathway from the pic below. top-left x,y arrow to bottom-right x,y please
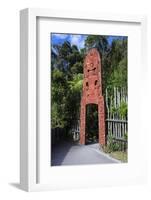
51,141 -> 120,166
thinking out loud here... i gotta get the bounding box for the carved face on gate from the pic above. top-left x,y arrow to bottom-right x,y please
84,49 -> 100,77
83,49 -> 101,100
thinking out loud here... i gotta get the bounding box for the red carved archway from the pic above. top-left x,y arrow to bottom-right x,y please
80,48 -> 106,145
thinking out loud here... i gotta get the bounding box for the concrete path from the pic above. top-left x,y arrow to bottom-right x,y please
51,141 -> 120,166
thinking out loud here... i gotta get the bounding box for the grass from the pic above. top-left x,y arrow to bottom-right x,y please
101,145 -> 128,162
109,151 -> 128,162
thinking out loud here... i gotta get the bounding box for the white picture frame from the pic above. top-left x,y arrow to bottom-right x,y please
20,8 -> 147,192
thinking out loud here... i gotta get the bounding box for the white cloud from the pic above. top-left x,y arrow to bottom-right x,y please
70,35 -> 87,49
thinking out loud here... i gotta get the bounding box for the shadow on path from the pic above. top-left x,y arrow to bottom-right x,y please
51,140 -> 119,166
51,140 -> 79,166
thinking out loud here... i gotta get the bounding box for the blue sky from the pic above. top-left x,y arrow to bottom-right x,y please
51,33 -> 87,49
51,33 -> 126,50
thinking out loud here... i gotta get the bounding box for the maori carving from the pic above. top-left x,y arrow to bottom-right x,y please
80,48 -> 106,145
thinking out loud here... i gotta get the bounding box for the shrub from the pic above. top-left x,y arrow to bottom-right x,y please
124,132 -> 128,141
104,135 -> 120,153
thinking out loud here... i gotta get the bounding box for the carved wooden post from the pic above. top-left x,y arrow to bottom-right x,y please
80,48 -> 106,145
80,98 -> 86,144
98,96 -> 106,144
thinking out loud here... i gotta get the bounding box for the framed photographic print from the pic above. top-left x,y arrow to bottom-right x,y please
20,8 -> 147,191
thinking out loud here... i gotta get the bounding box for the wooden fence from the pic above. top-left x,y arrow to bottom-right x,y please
70,120 -> 80,141
105,87 -> 128,139
105,87 -> 128,151
51,127 -> 66,145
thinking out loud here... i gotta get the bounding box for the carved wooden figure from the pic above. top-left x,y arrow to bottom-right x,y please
80,48 -> 106,145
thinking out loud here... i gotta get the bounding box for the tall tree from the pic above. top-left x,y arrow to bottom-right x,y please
51,41 -> 84,128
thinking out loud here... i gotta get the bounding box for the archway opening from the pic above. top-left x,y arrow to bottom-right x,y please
86,104 -> 99,144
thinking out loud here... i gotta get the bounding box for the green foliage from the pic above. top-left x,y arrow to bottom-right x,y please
109,101 -> 127,119
70,62 -> 83,74
85,35 -> 109,54
119,101 -> 128,119
106,39 -> 127,90
52,68 -> 64,80
51,41 -> 84,129
68,74 -> 83,93
106,135 -> 120,152
51,102 -> 67,128
124,132 -> 128,141
111,106 -> 118,115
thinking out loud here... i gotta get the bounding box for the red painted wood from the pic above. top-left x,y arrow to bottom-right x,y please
80,48 -> 106,145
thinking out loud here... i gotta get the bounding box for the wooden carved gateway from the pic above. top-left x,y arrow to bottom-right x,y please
80,48 -> 106,145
